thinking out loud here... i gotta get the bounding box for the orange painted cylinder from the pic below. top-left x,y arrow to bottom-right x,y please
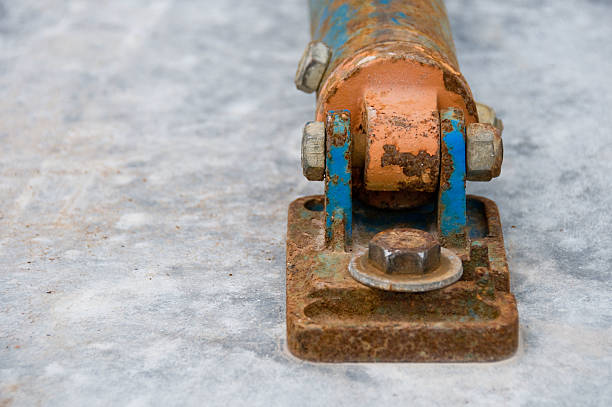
310,0 -> 478,208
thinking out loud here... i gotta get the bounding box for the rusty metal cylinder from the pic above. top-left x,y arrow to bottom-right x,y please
309,0 -> 478,208
310,0 -> 459,74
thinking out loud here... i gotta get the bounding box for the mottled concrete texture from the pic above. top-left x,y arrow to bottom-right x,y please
0,0 -> 610,406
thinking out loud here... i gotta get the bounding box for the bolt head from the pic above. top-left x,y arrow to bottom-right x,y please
476,102 -> 504,132
295,41 -> 331,93
301,121 -> 326,181
368,228 -> 441,275
466,123 -> 503,182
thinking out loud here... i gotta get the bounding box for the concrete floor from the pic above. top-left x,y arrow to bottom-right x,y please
0,0 -> 610,406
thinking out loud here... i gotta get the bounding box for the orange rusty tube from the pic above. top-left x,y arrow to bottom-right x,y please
310,0 -> 478,208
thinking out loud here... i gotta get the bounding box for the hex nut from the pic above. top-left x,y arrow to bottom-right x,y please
295,41 -> 331,93
476,102 -> 504,132
301,121 -> 326,181
466,123 -> 503,182
368,228 -> 441,275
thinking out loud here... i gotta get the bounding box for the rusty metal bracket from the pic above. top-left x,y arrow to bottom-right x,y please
286,195 -> 518,362
438,107 -> 468,248
324,110 -> 353,251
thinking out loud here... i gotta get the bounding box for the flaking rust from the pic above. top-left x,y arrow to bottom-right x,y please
289,0 -> 518,362
286,195 -> 517,362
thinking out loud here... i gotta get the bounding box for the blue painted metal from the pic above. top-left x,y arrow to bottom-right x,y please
438,107 -> 467,244
325,110 -> 352,250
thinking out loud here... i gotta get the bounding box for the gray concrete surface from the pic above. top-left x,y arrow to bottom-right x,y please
0,0 -> 610,405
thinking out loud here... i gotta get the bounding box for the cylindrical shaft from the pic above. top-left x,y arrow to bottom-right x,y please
308,0 -> 477,208
310,0 -> 459,77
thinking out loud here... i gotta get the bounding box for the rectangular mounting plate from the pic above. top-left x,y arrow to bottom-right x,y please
286,195 -> 518,362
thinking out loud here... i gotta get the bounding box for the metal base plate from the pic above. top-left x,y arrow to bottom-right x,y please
286,195 -> 518,362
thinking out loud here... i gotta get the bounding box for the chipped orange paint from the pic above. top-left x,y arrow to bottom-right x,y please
363,89 -> 440,192
314,42 -> 477,205
311,0 -> 478,207
315,42 -> 478,164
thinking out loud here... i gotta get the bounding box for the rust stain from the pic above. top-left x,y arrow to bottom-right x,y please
443,70 -> 477,118
380,146 -> 438,186
362,90 -> 440,196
